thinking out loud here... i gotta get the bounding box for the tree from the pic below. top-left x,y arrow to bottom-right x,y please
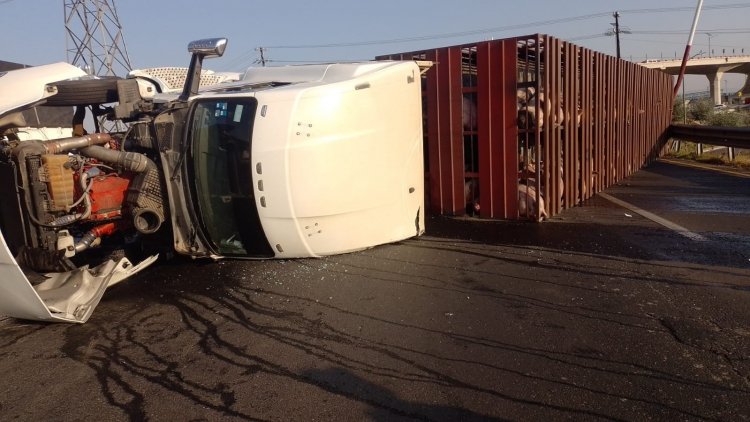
688,98 -> 714,122
706,110 -> 750,127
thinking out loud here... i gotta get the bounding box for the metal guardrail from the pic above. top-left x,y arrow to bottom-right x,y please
669,124 -> 750,149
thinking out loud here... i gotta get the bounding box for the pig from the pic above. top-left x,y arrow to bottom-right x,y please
518,181 -> 548,222
464,178 -> 480,217
517,91 -> 565,131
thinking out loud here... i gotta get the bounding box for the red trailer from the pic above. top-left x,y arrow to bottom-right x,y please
379,34 -> 674,221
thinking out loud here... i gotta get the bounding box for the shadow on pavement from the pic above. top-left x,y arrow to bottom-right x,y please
1,210 -> 748,420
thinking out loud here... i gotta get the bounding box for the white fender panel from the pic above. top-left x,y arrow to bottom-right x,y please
0,228 -> 157,323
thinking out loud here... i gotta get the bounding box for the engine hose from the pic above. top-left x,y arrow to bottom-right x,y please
73,232 -> 97,254
79,144 -> 153,173
68,173 -> 94,210
73,222 -> 117,254
42,133 -> 111,154
128,166 -> 165,234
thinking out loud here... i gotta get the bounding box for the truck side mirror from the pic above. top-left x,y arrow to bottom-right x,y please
179,37 -> 228,102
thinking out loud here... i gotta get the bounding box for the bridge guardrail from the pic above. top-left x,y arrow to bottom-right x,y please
669,124 -> 750,149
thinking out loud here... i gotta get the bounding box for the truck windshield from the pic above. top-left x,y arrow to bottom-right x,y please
188,98 -> 273,257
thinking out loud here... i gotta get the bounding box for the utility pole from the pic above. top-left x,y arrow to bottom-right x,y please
606,11 -> 630,60
256,47 -> 267,67
613,12 -> 622,59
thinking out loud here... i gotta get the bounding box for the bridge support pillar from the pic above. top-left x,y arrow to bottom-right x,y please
739,74 -> 750,102
707,71 -> 725,105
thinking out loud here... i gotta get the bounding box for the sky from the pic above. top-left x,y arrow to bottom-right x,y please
1,0 -> 749,93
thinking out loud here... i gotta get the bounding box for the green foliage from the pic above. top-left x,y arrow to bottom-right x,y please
675,98 -> 750,127
706,110 -> 750,127
688,98 -> 715,122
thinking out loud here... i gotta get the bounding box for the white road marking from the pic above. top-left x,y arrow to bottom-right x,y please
598,192 -> 708,242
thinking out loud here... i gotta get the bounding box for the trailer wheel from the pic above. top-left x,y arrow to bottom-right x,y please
44,77 -> 121,106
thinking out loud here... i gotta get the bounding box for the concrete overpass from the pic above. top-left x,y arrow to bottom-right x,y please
640,55 -> 750,105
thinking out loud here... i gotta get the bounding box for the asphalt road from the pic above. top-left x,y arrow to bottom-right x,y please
1,159 -> 749,421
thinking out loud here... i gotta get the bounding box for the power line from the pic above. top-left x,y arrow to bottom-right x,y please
618,2 -> 750,13
258,3 -> 750,50
630,28 -> 750,35
231,11 -> 611,69
568,33 -> 609,42
226,2 -> 750,68
263,12 -> 613,49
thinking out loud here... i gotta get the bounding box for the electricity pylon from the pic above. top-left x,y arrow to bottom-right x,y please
64,0 -> 132,76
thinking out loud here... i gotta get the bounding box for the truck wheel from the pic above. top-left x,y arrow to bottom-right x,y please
44,77 -> 121,106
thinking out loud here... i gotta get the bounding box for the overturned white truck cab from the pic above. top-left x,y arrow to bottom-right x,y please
0,38 -> 427,323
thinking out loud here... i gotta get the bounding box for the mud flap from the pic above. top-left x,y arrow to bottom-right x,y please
0,230 -> 157,323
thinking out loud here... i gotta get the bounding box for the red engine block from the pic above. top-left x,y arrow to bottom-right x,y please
87,174 -> 132,220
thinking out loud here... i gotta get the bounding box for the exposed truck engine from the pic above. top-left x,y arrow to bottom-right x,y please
0,132 -> 166,273
0,38 -> 428,323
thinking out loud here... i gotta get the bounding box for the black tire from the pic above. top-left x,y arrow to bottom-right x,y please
44,77 -> 121,106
